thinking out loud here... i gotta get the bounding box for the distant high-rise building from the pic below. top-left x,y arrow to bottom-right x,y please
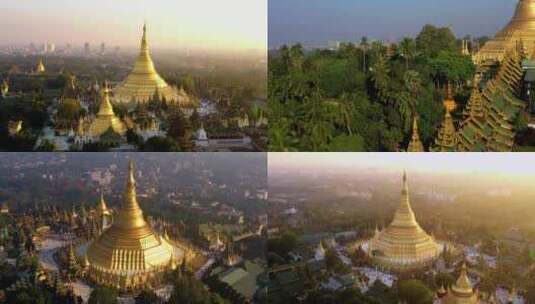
29,43 -> 37,54
84,42 -> 90,55
327,40 -> 341,50
48,43 -> 55,53
100,42 -> 106,55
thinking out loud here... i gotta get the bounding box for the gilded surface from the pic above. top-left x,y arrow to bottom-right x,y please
368,172 -> 441,270
475,0 -> 535,63
88,85 -> 127,137
442,263 -> 480,304
113,24 -> 196,108
85,161 -> 174,289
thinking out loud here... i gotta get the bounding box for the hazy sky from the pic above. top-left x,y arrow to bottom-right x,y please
269,153 -> 535,178
269,0 -> 518,47
0,0 -> 267,51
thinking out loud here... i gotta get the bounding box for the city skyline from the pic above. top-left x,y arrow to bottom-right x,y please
269,0 -> 517,47
0,0 -> 267,52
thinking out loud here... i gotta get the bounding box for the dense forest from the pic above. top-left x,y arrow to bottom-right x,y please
269,25 -> 479,151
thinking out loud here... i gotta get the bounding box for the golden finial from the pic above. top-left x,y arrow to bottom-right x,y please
141,22 -> 148,50
128,160 -> 135,185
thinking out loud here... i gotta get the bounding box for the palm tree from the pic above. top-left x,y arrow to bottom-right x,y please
333,93 -> 356,135
289,44 -> 304,70
303,90 -> 335,150
399,38 -> 416,69
404,70 -> 422,111
360,36 -> 369,72
370,54 -> 391,103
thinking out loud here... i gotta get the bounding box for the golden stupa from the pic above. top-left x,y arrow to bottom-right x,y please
441,263 -> 480,304
367,171 -> 441,270
113,23 -> 195,108
88,82 -> 127,138
85,161 -> 175,291
475,0 -> 535,64
36,59 -> 46,74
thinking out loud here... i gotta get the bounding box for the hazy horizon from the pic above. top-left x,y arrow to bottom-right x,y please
269,153 -> 535,181
269,0 -> 517,48
0,0 -> 267,52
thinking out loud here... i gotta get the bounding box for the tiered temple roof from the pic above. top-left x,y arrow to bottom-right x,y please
407,116 -> 425,152
367,172 -> 441,270
433,109 -> 457,152
463,79 -> 485,120
457,43 -> 526,151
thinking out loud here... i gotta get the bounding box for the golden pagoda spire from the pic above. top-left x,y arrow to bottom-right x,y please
442,262 -> 480,303
111,160 -> 146,229
97,82 -> 116,117
390,170 -> 418,228
96,191 -> 110,215
36,59 -> 46,73
1,78 -> 8,97
141,21 -> 148,51
132,22 -> 157,76
453,263 -> 473,294
433,108 -> 457,152
463,78 -> 485,120
407,116 -> 424,152
443,82 -> 457,112
88,81 -> 126,137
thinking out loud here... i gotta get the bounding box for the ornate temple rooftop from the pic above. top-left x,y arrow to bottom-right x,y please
458,43 -> 526,151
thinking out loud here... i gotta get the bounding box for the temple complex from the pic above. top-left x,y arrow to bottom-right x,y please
407,116 -> 424,152
366,172 -> 441,270
88,82 -> 127,138
83,161 -> 178,291
474,0 -> 535,64
113,23 -> 196,110
439,263 -> 480,304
